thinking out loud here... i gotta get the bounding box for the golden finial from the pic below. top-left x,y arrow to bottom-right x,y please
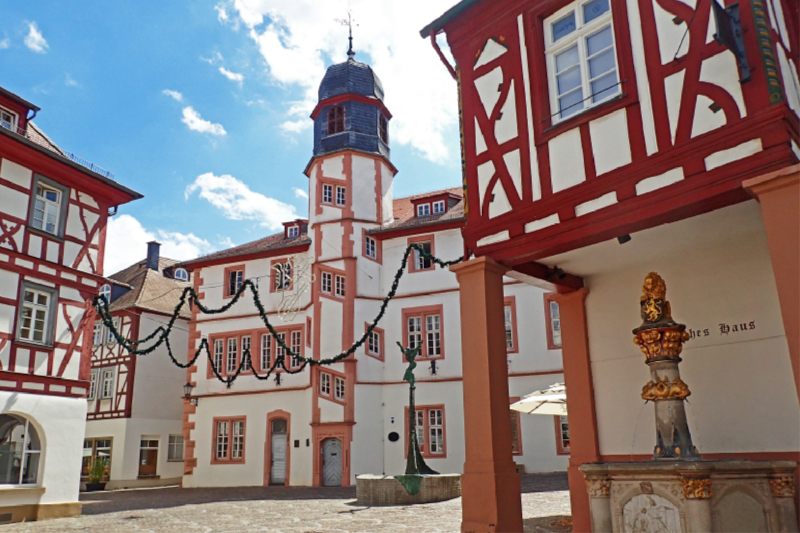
639,272 -> 672,324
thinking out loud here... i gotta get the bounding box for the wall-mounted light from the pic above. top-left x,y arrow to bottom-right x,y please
275,373 -> 282,386
183,382 -> 198,406
429,360 -> 438,375
617,234 -> 632,244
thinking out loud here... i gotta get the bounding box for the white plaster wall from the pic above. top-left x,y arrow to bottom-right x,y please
505,283 -> 564,376
185,389 -> 313,487
131,314 -> 188,421
381,164 -> 394,225
352,385 -> 385,479
319,298 -> 343,356
351,155 -> 377,222
587,225 -> 800,456
0,391 -> 87,504
0,158 -> 33,189
380,229 -> 462,297
318,224 -> 344,261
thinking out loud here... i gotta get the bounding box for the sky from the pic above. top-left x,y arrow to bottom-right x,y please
1,0 -> 462,274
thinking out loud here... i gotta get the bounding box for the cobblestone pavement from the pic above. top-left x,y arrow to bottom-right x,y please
6,474 -> 570,533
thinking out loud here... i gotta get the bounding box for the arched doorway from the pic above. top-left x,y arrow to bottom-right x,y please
321,437 -> 342,487
269,418 -> 288,485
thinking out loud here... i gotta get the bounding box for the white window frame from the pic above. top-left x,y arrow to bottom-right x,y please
549,300 -> 563,348
417,204 -> 431,217
231,420 -> 245,460
17,285 -> 56,345
334,376 -> 346,401
334,274 -> 346,298
241,336 -> 251,371
31,183 -> 62,235
428,408 -> 444,454
173,268 -> 189,282
0,416 -> 41,485
504,305 -> 515,351
365,236 -> 377,260
287,225 -> 300,238
321,271 -> 332,294
213,339 -> 224,373
93,321 -> 104,346
99,284 -> 112,303
168,434 -> 185,461
88,368 -> 98,400
226,338 -> 238,374
425,314 -> 441,357
322,183 -> 333,204
0,106 -> 18,131
100,368 -> 115,399
432,200 -> 445,214
320,372 -> 331,396
106,317 -> 120,345
289,330 -> 302,369
367,330 -> 380,356
260,333 -> 272,370
545,0 -> 619,123
335,185 -> 346,207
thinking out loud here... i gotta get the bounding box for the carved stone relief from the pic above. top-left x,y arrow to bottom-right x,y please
623,494 -> 682,533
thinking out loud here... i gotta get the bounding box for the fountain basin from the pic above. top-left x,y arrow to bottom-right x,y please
356,474 -> 461,506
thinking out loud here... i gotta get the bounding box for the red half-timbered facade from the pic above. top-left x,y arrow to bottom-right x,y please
0,85 -> 140,522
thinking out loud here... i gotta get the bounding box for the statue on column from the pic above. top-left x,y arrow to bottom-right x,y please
633,273 -> 700,460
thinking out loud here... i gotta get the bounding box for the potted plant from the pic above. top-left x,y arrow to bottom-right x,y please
84,459 -> 107,492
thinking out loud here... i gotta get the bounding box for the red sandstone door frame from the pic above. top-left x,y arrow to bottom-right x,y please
311,423 -> 352,487
264,410 -> 291,486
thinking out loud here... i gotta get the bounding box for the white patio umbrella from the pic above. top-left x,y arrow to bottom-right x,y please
510,383 -> 567,416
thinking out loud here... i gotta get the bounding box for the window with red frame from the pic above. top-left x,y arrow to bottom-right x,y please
320,372 -> 331,396
328,105 -> 344,134
226,338 -> 238,374
289,330 -> 302,369
334,274 -> 346,298
406,311 -> 442,358
227,269 -> 243,297
214,418 -> 245,462
367,329 -> 380,357
335,186 -> 346,207
411,241 -> 433,271
322,183 -> 333,204
213,339 -> 224,373
273,260 -> 292,291
408,406 -> 445,457
416,204 -> 431,217
545,295 -> 563,349
241,336 -> 251,371
556,415 -> 570,454
334,376 -> 346,401
504,305 -> 515,351
260,333 -> 272,370
321,271 -> 332,294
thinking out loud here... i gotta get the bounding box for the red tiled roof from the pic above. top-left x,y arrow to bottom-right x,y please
369,186 -> 465,235
179,232 -> 311,268
108,257 -> 191,318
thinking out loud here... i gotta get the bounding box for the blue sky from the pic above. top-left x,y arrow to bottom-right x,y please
1,0 -> 461,273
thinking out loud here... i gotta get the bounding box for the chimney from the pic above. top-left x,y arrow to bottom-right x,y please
146,241 -> 161,271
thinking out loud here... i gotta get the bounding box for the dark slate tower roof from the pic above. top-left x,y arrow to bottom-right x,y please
318,59 -> 385,102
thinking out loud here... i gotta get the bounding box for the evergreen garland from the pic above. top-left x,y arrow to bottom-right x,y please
94,243 -> 463,387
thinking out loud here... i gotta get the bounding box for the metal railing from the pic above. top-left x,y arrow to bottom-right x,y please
0,120 -> 116,180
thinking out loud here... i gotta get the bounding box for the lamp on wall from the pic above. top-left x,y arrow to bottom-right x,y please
183,382 -> 198,406
275,374 -> 282,386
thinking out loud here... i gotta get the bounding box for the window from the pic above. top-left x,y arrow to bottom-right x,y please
82,438 -> 111,481
545,294 -> 562,349
379,114 -> 389,144
93,321 -> 104,346
546,0 -> 618,121
276,333 -> 286,365
365,236 -> 377,260
334,376 -> 346,401
213,339 -> 224,373
404,307 -> 444,359
510,403 -> 522,455
335,186 -> 346,207
241,336 -> 251,372
417,204 -> 431,217
321,272 -> 332,294
106,317 -> 120,345
173,268 -> 189,282
88,369 -> 98,400
432,200 -> 445,214
31,184 -> 62,235
407,406 -> 446,457
411,240 -> 433,272
504,297 -> 518,354
327,105 -> 345,134
139,438 -> 159,477
335,275 -> 346,298
226,338 -> 238,374
505,306 -> 514,350
320,372 -> 331,396
0,107 -> 17,130
214,418 -> 245,463
367,329 -> 380,357
261,333 -> 272,370
99,284 -> 112,303
290,330 -> 302,369
227,269 -> 243,297
556,416 -> 570,454
18,285 -> 54,344
273,260 -> 292,291
322,183 -> 333,204
287,225 -> 299,238
100,368 -> 115,399
168,435 -> 184,461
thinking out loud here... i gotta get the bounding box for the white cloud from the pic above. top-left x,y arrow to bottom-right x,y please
219,0 -> 459,164
201,51 -> 224,64
65,74 -> 79,87
181,106 -> 227,135
185,172 -> 297,230
219,67 -> 244,83
292,187 -> 308,199
24,22 -> 48,54
104,214 -> 217,275
215,3 -> 230,22
0,37 -> 9,50
219,236 -> 236,248
162,89 -> 184,101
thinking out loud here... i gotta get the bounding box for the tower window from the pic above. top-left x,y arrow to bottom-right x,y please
336,186 -> 346,207
328,105 -> 345,134
322,184 -> 333,204
379,114 -> 389,145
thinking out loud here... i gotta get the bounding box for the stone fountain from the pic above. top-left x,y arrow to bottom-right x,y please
580,273 -> 798,532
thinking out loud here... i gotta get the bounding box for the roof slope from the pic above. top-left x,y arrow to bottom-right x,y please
369,186 -> 465,235
180,231 -> 311,267
108,257 -> 191,318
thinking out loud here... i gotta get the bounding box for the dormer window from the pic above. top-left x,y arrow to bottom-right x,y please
287,225 -> 299,238
328,105 -> 345,134
0,107 -> 17,131
173,268 -> 189,282
432,200 -> 446,214
379,114 -> 388,145
417,204 -> 431,217
99,284 -> 112,303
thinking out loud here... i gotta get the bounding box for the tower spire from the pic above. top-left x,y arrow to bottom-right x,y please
337,11 -> 356,60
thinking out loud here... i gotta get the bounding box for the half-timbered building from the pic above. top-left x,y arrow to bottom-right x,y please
178,54 -> 571,489
0,86 -> 141,522
422,0 -> 799,530
84,241 -> 189,489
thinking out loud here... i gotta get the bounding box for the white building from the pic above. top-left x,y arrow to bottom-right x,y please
0,86 -> 140,522
84,241 -> 189,489
178,56 -> 569,488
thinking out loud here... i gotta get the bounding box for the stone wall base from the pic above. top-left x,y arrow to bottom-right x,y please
356,474 -> 461,506
0,502 -> 81,524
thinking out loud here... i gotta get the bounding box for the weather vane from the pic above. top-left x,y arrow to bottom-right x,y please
335,10 -> 357,59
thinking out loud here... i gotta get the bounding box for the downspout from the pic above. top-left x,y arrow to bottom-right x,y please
429,29 -> 457,81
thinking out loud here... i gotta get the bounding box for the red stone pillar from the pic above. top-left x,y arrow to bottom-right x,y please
553,289 -> 600,533
451,257 -> 523,533
743,165 -> 800,404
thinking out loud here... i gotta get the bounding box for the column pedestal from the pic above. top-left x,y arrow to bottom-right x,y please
451,257 -> 522,533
